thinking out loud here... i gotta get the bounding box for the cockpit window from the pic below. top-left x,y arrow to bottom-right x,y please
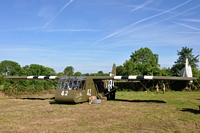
56,80 -> 61,90
81,81 -> 85,90
57,77 -> 86,90
56,80 -> 65,90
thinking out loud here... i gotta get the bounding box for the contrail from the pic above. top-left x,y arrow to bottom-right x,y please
181,18 -> 200,23
93,0 -> 191,44
171,21 -> 200,31
42,0 -> 73,28
92,31 -> 122,45
129,0 -> 191,28
41,52 -> 58,63
166,4 -> 200,21
48,29 -> 98,32
130,5 -> 166,12
118,3 -> 200,38
131,0 -> 154,12
35,0 -> 73,34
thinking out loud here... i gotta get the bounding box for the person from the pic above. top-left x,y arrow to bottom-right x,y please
108,80 -> 113,91
89,96 -> 97,105
155,84 -> 159,93
162,83 -> 166,94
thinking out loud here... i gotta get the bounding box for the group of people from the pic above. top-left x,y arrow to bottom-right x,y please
155,83 -> 166,94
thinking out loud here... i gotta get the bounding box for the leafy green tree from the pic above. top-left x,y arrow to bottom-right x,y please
116,65 -> 127,75
45,67 -> 56,76
123,47 -> 160,75
74,71 -> 82,76
2,63 -> 56,95
22,64 -> 56,76
63,66 -> 74,76
171,47 -> 199,90
89,71 -> 108,76
82,73 -> 90,76
171,46 -> 199,76
0,72 -> 3,87
57,72 -> 64,76
0,60 -> 22,76
114,48 -> 160,91
96,71 -> 107,76
160,67 -> 171,76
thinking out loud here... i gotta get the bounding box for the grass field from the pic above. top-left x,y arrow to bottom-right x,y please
0,91 -> 200,133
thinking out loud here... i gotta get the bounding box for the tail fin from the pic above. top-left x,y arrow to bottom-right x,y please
110,63 -> 116,76
177,58 -> 193,78
177,58 -> 193,83
183,58 -> 193,78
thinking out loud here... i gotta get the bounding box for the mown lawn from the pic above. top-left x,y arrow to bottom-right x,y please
0,91 -> 200,133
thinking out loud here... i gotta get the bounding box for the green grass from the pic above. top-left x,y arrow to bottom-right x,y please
116,91 -> 200,107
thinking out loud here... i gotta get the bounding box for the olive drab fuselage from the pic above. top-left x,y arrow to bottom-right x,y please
54,76 -> 115,103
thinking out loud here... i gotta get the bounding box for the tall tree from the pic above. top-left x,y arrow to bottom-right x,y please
170,47 -> 199,90
63,66 -> 74,76
123,47 -> 160,75
171,46 -> 199,76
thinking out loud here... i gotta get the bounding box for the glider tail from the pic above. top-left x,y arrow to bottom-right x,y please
178,58 -> 193,78
183,58 -> 193,83
183,58 -> 193,78
110,63 -> 116,76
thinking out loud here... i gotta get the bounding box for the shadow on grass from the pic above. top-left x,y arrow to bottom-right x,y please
49,100 -> 78,105
18,97 -> 55,101
181,108 -> 200,114
114,99 -> 166,103
15,97 -> 78,105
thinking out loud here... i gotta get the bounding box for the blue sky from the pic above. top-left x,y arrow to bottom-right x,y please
0,0 -> 200,74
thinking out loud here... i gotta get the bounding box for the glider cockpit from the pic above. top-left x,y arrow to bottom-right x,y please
57,77 -> 86,91
55,77 -> 87,103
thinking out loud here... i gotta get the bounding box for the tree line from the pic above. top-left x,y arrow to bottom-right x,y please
0,46 -> 199,95
116,47 -> 200,91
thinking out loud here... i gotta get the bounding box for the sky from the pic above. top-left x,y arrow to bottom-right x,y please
0,0 -> 200,74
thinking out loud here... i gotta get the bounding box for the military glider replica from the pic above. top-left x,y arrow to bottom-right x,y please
4,59 -> 197,104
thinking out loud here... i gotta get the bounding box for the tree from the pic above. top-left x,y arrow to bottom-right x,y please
116,65 -> 126,75
57,72 -> 64,76
74,71 -> 82,76
63,66 -> 74,76
171,47 -> 199,90
171,46 -> 199,76
0,60 -> 22,76
160,67 -> 171,76
82,73 -> 90,76
123,47 -> 160,75
22,64 -> 56,76
114,48 -> 160,91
